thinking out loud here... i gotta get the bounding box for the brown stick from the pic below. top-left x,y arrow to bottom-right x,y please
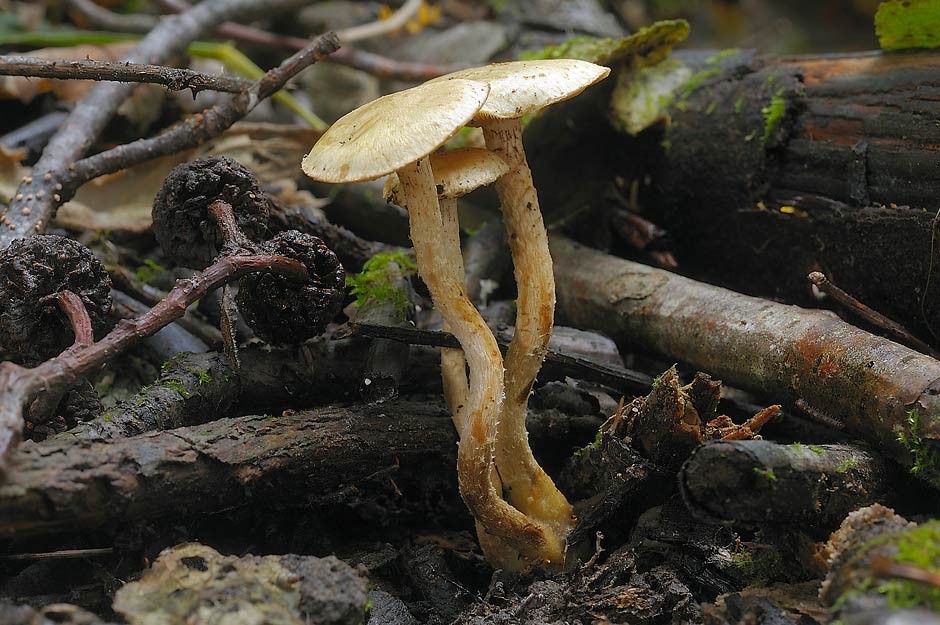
0,55 -> 252,93
550,235 -> 940,479
0,0 -> 308,248
56,32 -> 339,207
57,290 -> 94,349
0,253 -> 308,477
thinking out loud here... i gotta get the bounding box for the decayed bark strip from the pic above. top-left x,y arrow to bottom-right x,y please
551,235 -> 940,476
680,440 -> 892,534
0,401 -> 455,538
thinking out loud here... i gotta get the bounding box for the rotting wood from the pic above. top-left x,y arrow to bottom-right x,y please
0,401 -> 455,538
680,440 -> 893,535
528,48 -> 940,342
551,235 -> 940,484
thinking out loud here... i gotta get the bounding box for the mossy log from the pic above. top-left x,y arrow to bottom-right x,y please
550,235 -> 940,486
528,48 -> 940,342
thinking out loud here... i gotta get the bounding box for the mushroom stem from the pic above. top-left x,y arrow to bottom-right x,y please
397,158 -> 549,567
439,196 -> 470,428
482,119 -> 575,547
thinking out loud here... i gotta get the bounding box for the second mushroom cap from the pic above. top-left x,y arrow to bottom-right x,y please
429,59 -> 611,120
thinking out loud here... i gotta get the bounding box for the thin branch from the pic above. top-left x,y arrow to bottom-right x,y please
0,0 -> 307,249
56,32 -> 340,210
349,321 -> 654,392
808,271 -> 938,358
0,55 -> 252,93
335,0 -> 422,43
208,200 -> 251,250
0,253 -> 309,477
57,290 -> 94,349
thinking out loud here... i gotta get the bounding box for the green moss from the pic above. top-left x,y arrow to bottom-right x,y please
896,409 -> 940,488
790,442 -> 804,451
487,0 -> 508,14
518,19 -> 689,67
677,66 -> 721,98
346,251 -> 417,315
808,444 -> 825,455
734,95 -> 744,114
102,413 -> 113,423
760,94 -> 786,148
884,522 -> 940,594
836,457 -> 858,473
188,367 -> 212,385
730,545 -> 785,585
705,100 -> 717,115
135,258 -> 166,285
753,467 -> 777,481
164,378 -> 190,398
706,48 -> 741,65
876,0 -> 940,50
839,522 -> 940,611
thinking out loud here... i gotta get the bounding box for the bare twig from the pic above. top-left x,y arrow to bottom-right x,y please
348,321 -> 652,392
0,0 -> 307,249
54,32 -> 339,211
57,290 -> 94,349
335,0 -> 423,43
0,253 -> 309,476
0,548 -> 114,561
808,271 -> 938,358
0,55 -> 252,93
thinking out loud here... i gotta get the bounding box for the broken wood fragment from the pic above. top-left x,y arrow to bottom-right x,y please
680,440 -> 893,534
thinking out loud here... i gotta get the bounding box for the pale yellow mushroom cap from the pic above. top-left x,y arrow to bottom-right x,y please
430,59 -> 610,120
302,79 -> 491,183
384,148 -> 510,203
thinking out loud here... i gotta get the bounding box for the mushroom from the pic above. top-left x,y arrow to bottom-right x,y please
430,60 -> 611,553
302,81 -> 554,569
385,147 -> 510,427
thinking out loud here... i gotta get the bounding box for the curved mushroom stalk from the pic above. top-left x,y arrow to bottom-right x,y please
397,158 -> 557,570
483,119 -> 575,544
439,196 -> 470,427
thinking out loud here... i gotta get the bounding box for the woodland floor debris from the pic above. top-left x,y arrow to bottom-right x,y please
3,2 -> 940,624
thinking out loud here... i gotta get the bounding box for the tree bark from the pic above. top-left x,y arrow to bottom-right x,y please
528,48 -> 940,342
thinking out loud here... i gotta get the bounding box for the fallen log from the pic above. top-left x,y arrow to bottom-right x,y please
0,401 -> 455,538
680,440 -> 893,535
551,235 -> 940,485
529,48 -> 940,342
